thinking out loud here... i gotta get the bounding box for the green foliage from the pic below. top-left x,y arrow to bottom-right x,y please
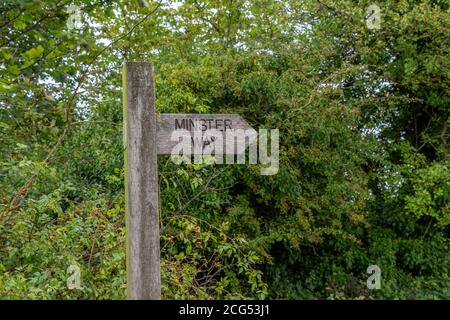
0,0 -> 449,299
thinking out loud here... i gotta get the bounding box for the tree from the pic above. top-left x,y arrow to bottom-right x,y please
0,0 -> 448,299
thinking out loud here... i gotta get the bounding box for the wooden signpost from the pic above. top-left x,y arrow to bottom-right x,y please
123,62 -> 161,300
123,62 -> 256,300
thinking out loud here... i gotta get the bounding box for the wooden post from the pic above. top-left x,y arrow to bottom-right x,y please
123,62 -> 161,300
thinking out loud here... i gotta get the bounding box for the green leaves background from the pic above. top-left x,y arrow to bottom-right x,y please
0,0 -> 449,299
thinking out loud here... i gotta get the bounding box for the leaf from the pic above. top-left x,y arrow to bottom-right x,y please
7,65 -> 20,75
24,45 -> 44,59
13,19 -> 27,30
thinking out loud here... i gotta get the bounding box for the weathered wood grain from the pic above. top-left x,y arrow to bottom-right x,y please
123,62 -> 161,300
156,113 -> 257,155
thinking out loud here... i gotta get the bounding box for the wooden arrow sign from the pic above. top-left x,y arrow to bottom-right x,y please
156,113 -> 257,155
123,62 -> 259,300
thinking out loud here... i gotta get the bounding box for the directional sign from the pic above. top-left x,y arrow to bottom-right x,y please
123,62 -> 261,300
156,113 -> 257,155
